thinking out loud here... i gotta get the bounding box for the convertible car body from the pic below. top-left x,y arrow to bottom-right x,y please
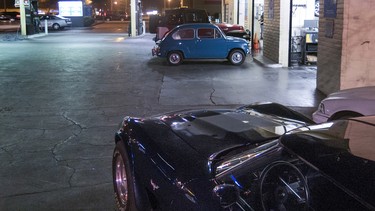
112,102 -> 375,210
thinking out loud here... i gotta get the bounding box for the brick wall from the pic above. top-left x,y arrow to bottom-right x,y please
316,0 -> 344,94
340,0 -> 375,90
263,0 -> 280,63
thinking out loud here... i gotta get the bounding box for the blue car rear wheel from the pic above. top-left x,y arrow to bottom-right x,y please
167,51 -> 183,65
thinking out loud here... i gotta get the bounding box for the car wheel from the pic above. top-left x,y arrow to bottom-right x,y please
330,111 -> 363,121
260,162 -> 309,211
52,23 -> 60,30
228,49 -> 245,65
167,51 -> 183,65
113,141 -> 136,211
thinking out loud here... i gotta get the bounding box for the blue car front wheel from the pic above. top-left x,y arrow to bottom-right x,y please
229,49 -> 245,65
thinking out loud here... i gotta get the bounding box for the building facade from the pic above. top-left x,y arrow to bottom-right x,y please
222,0 -> 375,94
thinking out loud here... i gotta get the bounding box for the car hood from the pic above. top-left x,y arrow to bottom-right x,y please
324,86 -> 375,101
157,108 -> 306,159
134,105 -> 309,179
281,116 -> 375,205
216,23 -> 243,31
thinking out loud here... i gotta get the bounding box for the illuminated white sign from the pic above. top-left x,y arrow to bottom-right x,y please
14,0 -> 29,7
58,1 -> 83,17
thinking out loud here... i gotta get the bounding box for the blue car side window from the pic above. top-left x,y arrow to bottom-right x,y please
215,29 -> 222,39
198,28 -> 215,39
172,28 -> 194,40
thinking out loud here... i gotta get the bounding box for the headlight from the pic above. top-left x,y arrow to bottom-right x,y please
118,116 -> 131,132
318,103 -> 325,114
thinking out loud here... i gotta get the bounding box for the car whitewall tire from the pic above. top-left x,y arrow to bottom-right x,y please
229,49 -> 245,65
167,51 -> 183,65
52,23 -> 60,30
113,141 -> 136,211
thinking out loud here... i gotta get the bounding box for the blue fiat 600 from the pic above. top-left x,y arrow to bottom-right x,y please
152,23 -> 250,65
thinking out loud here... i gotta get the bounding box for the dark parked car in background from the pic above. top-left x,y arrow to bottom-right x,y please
152,23 -> 250,65
112,102 -> 375,210
215,22 -> 244,34
215,23 -> 251,41
0,12 -> 20,21
150,8 -> 210,41
0,13 -> 11,21
103,11 -> 128,21
226,29 -> 251,41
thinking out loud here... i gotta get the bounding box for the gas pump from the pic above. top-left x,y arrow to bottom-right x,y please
25,0 -> 39,35
136,0 -> 142,35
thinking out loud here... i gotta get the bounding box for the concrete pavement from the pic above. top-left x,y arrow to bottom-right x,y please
0,29 -> 325,210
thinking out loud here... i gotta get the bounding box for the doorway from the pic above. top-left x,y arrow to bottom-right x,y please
290,0 -> 319,66
252,0 -> 264,53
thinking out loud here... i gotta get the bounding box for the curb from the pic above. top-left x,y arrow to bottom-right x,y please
253,55 -> 283,68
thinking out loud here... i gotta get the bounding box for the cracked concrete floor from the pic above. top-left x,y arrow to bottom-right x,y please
0,28 -> 324,210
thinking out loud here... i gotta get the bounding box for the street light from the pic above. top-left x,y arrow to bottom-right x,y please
3,0 -> 6,12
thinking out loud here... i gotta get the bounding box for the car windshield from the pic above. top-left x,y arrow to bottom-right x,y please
56,15 -> 67,19
283,116 -> 375,162
213,139 -> 279,176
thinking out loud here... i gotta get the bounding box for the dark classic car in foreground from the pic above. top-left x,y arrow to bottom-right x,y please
112,102 -> 375,210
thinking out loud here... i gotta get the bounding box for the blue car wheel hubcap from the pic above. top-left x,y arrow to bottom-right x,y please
169,53 -> 181,64
232,52 -> 243,63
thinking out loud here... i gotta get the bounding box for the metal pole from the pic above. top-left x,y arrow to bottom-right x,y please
20,0 -> 27,36
44,19 -> 48,34
3,0 -> 7,12
130,0 -> 136,36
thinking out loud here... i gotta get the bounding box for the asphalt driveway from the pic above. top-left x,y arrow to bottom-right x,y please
0,27 -> 324,210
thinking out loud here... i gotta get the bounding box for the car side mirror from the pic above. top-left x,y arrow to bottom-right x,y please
213,184 -> 239,208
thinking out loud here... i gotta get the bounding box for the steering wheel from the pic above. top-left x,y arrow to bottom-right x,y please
260,161 -> 309,211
